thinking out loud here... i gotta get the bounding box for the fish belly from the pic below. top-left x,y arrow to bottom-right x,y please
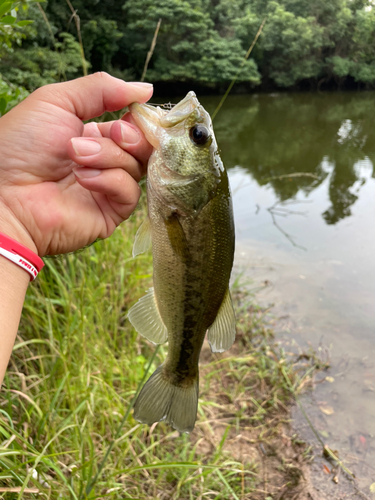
149,184 -> 234,383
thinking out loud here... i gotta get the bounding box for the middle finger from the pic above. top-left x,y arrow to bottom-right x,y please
67,137 -> 143,182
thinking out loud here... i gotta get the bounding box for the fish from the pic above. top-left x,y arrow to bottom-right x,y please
127,91 -> 235,433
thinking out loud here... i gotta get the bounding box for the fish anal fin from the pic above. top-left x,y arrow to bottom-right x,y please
134,365 -> 198,433
207,289 -> 236,353
133,216 -> 151,257
127,288 -> 168,344
164,213 -> 190,263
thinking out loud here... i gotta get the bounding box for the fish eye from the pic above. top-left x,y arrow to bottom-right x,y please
189,125 -> 210,146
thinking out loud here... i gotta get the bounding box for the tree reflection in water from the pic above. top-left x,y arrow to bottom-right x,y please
210,92 -> 375,225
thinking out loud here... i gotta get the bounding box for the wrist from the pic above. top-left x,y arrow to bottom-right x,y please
0,213 -> 38,256
0,212 -> 43,281
0,252 -> 30,289
0,252 -> 30,388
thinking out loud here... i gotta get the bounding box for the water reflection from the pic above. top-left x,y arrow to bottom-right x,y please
208,93 -> 375,225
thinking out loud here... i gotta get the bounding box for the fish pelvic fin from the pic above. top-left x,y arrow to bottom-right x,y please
207,288 -> 236,353
134,365 -> 199,433
127,287 -> 168,345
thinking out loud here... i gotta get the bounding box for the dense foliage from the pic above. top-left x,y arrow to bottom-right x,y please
0,0 -> 36,113
2,0 -> 375,95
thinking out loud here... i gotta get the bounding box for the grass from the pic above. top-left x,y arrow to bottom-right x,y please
0,197 -> 317,499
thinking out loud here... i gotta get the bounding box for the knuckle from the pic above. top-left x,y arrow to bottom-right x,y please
113,146 -> 123,163
31,84 -> 54,99
114,148 -> 125,162
113,170 -> 125,186
125,188 -> 141,212
92,71 -> 111,81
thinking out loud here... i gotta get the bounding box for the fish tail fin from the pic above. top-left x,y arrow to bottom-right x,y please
133,365 -> 199,433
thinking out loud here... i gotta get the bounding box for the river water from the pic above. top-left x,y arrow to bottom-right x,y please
202,92 -> 375,491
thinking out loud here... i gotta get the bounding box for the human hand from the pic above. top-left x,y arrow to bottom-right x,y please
0,72 -> 153,257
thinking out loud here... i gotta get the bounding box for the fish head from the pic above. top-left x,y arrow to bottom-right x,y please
130,92 -> 223,214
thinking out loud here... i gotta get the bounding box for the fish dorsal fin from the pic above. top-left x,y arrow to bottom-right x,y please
164,213 -> 191,263
207,289 -> 236,353
133,216 -> 152,257
127,288 -> 168,345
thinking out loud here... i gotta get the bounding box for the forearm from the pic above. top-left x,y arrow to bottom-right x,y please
0,256 -> 29,387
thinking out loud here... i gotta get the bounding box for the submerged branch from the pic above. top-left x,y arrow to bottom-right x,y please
259,172 -> 320,184
267,201 -> 308,251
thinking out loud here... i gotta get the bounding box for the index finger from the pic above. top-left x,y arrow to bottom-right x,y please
32,72 -> 153,121
95,118 -> 153,170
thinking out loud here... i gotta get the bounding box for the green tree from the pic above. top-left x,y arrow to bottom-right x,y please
0,0 -> 39,115
123,0 -> 260,85
0,2 -> 89,92
3,0 -> 375,92
42,0 -> 125,73
258,1 -> 324,87
0,31 -> 86,91
81,18 -> 122,71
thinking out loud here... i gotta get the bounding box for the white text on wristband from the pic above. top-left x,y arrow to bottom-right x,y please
0,247 -> 39,280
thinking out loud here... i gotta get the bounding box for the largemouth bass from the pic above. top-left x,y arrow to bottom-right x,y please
128,91 -> 235,433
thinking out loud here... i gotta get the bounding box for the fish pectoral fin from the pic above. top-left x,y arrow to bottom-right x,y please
207,289 -> 236,353
133,216 -> 152,257
164,213 -> 190,263
127,288 -> 168,344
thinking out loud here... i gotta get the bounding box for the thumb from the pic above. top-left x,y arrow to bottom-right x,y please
31,72 -> 153,121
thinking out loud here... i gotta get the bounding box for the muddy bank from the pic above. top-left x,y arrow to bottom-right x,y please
210,293 -> 371,499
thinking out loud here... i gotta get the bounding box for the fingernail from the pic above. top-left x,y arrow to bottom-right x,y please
73,167 -> 101,178
127,82 -> 153,89
121,122 -> 140,144
71,138 -> 101,156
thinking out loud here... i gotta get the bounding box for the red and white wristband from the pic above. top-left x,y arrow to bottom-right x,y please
0,232 -> 44,281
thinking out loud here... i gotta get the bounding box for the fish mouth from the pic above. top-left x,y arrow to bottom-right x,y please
129,91 -> 205,148
129,102 -> 165,148
159,91 -> 201,128
129,101 -> 165,122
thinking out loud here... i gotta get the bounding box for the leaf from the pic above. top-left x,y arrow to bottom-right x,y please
323,465 -> 330,474
369,483 -> 375,493
0,97 -> 7,116
0,2 -> 13,17
319,405 -> 334,415
0,15 -> 15,24
320,430 -> 329,438
17,20 -> 34,26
